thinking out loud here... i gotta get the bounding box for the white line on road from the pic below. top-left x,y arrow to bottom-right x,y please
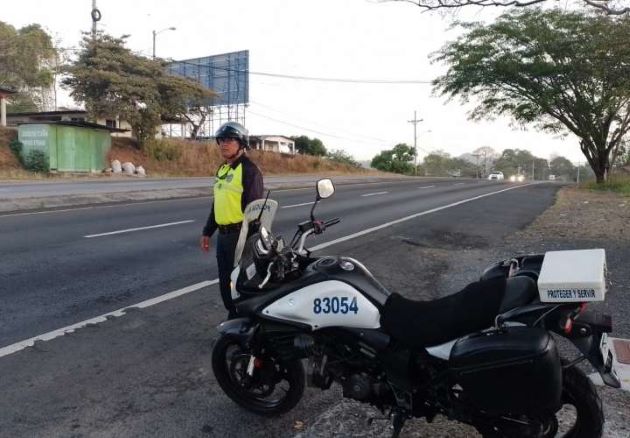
419,185 -> 435,189
282,201 -> 315,209
361,191 -> 389,197
0,183 -> 538,359
453,183 -> 465,186
84,220 -> 195,238
0,280 -> 218,359
311,184 -> 537,252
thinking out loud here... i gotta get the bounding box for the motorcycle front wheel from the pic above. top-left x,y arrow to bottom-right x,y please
211,335 -> 305,416
476,365 -> 604,438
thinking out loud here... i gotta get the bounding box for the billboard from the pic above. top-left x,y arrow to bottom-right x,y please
166,50 -> 249,107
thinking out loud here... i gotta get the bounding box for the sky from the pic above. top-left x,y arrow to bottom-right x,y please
2,0 -> 588,163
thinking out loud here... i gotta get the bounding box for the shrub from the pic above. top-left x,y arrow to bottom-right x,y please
326,149 -> 361,168
9,139 -> 23,163
23,150 -> 49,172
146,140 -> 181,161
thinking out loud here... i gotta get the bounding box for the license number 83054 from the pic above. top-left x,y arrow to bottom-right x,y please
313,297 -> 359,314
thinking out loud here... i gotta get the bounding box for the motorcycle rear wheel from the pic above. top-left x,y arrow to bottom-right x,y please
212,335 -> 305,416
477,365 -> 604,438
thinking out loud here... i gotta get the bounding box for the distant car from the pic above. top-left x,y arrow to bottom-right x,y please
510,174 -> 525,182
487,171 -> 504,180
548,174 -> 556,181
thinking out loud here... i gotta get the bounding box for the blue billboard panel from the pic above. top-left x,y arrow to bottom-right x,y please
167,50 -> 249,106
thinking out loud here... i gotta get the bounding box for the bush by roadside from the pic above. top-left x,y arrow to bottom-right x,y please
582,174 -> 630,196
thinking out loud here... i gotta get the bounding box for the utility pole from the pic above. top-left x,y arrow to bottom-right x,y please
532,160 -> 535,181
91,0 -> 101,38
408,111 -> 423,176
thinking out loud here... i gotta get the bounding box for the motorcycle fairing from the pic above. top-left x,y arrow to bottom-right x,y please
261,280 -> 381,330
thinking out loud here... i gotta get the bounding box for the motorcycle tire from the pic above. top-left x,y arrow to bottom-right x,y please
477,365 -> 604,438
212,335 -> 305,416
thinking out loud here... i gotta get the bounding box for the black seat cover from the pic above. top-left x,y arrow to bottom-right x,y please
380,277 -> 506,348
499,276 -> 538,313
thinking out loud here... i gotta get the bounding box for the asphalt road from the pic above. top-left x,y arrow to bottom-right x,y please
0,179 -> 571,437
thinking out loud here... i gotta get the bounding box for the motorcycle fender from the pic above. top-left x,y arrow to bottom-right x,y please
568,310 -> 620,388
216,317 -> 255,348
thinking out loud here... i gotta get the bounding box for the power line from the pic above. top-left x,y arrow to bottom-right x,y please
249,100 -> 390,144
169,59 -> 432,85
247,109 -> 385,146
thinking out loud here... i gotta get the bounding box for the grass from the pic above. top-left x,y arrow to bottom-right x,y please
582,174 -> 630,196
107,137 -> 371,177
0,132 -> 379,179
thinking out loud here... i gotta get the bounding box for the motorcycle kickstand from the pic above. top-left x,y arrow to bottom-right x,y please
390,410 -> 407,438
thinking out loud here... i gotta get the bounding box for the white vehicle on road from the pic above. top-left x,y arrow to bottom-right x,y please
487,171 -> 504,180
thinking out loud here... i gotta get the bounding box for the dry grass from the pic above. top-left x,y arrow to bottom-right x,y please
108,138 -> 371,177
1,134 -> 374,179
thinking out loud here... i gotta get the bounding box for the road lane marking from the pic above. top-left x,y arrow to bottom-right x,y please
361,191 -> 388,197
282,201 -> 315,209
84,220 -> 195,238
453,183 -> 465,186
419,185 -> 435,189
311,184 -> 537,252
0,183 -> 538,359
0,280 -> 218,359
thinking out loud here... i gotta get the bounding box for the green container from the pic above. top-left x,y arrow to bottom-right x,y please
18,123 -> 111,172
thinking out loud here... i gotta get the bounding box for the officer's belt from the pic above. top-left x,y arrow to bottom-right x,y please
217,223 -> 242,234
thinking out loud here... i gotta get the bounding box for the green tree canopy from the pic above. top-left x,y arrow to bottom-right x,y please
549,156 -> 576,179
327,149 -> 361,167
433,9 -> 630,183
63,33 -> 214,146
291,135 -> 327,156
0,21 -> 57,112
371,143 -> 416,174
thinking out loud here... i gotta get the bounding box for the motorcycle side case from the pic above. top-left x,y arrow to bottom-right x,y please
449,327 -> 562,414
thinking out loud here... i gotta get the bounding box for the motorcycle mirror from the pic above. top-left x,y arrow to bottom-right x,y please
316,178 -> 335,200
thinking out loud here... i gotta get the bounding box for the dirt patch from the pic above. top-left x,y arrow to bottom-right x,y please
508,187 -> 630,243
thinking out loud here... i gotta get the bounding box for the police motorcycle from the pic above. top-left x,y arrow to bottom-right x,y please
212,178 -> 620,438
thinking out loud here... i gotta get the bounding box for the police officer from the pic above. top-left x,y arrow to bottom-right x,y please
200,122 -> 264,319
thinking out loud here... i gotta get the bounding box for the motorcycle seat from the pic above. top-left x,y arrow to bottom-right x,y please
498,275 -> 538,312
381,276 -> 536,348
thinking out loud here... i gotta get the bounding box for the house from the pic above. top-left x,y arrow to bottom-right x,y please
6,110 -> 132,138
249,135 -> 295,154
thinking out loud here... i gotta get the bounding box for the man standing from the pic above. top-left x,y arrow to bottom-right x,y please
200,122 -> 264,319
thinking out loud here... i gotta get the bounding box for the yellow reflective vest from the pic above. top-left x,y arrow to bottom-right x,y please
213,162 -> 244,225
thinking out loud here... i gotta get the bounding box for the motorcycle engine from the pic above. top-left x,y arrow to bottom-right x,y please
342,372 -> 374,401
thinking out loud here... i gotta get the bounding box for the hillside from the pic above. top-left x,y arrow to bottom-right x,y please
108,138 -> 371,177
0,132 -> 375,178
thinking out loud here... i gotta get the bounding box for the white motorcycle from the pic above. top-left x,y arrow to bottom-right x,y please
212,179 -> 619,438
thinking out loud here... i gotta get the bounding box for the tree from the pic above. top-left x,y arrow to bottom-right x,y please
291,136 -> 327,156
383,0 -> 630,15
494,148 -> 537,178
433,10 -> 630,183
371,143 -> 415,174
63,33 -> 214,146
0,21 -> 57,111
549,156 -> 575,179
327,149 -> 361,167
422,150 -> 453,176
